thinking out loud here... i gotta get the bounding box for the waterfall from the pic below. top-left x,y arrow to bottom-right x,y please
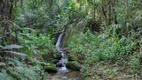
55,32 -> 66,51
55,32 -> 70,74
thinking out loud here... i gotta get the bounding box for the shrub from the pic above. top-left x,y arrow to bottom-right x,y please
18,28 -> 54,55
69,30 -> 137,64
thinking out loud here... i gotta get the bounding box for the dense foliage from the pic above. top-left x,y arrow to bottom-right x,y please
0,0 -> 141,80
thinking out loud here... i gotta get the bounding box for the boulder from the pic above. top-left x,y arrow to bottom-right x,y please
44,63 -> 57,73
42,53 -> 53,62
51,59 -> 59,64
66,61 -> 81,71
53,53 -> 62,60
56,62 -> 63,67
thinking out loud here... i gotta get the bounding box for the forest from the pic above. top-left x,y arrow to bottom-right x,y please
0,0 -> 142,80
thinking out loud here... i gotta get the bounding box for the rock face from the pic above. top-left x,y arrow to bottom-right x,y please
66,61 -> 81,71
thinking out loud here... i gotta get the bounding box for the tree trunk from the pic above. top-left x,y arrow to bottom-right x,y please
112,0 -> 117,24
0,0 -> 18,58
108,0 -> 112,25
93,0 -> 95,21
101,0 -> 107,25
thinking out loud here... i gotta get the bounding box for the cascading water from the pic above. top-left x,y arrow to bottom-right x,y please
47,21 -> 86,80
55,32 -> 70,74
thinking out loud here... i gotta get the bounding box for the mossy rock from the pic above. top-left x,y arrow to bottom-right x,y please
53,53 -> 62,60
50,59 -> 59,64
68,54 -> 78,61
42,54 -> 53,62
66,61 -> 81,71
44,63 -> 57,73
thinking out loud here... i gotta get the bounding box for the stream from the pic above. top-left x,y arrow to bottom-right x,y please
47,32 -> 80,80
55,32 -> 70,74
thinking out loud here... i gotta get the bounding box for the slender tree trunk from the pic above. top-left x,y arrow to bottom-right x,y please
101,0 -> 107,25
102,6 -> 107,23
49,0 -> 54,18
108,0 -> 112,25
112,0 -> 117,24
93,0 -> 95,21
21,0 -> 25,14
0,0 -> 17,44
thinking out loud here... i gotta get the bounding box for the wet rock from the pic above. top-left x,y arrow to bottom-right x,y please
56,58 -> 67,67
57,67 -> 70,74
46,78 -> 51,80
66,61 -> 81,71
56,62 -> 63,67
62,76 -> 68,80
51,78 -> 60,80
52,78 -> 60,80
44,63 -> 57,73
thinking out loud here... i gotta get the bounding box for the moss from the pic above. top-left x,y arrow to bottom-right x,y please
53,53 -> 62,60
44,63 -> 57,73
68,54 -> 78,61
66,61 -> 80,71
51,59 -> 58,64
42,54 -> 53,62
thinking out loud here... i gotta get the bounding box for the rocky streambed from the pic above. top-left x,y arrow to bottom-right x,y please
43,52 -> 81,80
44,32 -> 81,80
42,50 -> 81,74
46,71 -> 80,80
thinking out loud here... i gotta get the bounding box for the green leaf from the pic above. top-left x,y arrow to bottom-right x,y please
25,50 -> 32,55
0,73 -> 6,80
3,44 -> 23,49
0,70 -> 14,80
7,58 -> 23,66
40,49 -> 47,54
2,51 -> 27,57
0,62 -> 6,67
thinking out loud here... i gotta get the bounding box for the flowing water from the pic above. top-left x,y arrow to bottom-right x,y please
55,32 -> 70,74
46,32 -> 80,80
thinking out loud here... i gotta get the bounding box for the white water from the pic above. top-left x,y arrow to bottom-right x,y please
55,32 -> 70,74
55,33 -> 65,51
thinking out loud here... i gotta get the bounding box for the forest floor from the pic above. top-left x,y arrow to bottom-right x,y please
84,60 -> 140,80
46,59 -> 140,80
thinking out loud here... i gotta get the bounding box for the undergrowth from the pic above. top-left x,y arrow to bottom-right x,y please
0,28 -> 54,80
69,29 -> 140,80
